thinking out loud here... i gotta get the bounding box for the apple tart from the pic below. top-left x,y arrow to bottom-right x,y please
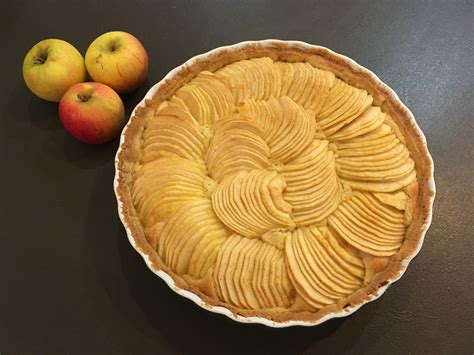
115,41 -> 435,325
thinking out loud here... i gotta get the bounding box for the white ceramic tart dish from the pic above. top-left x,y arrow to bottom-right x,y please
114,40 -> 435,327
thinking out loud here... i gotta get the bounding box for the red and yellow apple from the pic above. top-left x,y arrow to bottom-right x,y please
58,82 -> 125,144
85,31 -> 148,94
23,39 -> 87,102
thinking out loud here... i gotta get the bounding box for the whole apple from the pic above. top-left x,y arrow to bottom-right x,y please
23,39 -> 87,102
59,82 -> 125,144
85,31 -> 148,94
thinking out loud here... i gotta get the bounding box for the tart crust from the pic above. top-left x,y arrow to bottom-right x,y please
115,41 -> 435,325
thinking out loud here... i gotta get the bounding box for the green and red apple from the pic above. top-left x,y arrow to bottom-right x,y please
23,39 -> 87,102
59,82 -> 125,144
85,31 -> 148,94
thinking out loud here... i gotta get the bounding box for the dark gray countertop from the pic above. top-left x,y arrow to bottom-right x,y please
1,0 -> 473,353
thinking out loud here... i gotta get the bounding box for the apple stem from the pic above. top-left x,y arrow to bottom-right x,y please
33,48 -> 49,65
108,39 -> 121,53
77,94 -> 91,102
33,57 -> 46,64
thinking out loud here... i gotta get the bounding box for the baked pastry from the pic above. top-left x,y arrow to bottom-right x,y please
115,41 -> 435,325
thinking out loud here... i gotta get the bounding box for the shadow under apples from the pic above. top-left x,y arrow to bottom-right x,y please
27,94 -> 63,131
3,85 -> 60,133
62,133 -> 118,170
120,77 -> 152,116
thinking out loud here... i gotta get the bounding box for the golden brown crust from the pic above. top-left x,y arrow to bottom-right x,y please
115,41 -> 435,325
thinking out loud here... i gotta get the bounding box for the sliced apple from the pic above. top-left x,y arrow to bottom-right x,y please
132,157 -> 207,226
261,230 -> 289,249
188,231 -> 229,278
282,139 -> 342,226
237,96 -> 316,163
336,123 -> 417,192
206,114 -> 271,182
251,241 -> 270,307
373,190 -> 408,210
169,70 -> 234,125
330,106 -> 385,141
153,199 -> 230,278
214,57 -> 281,103
285,227 -> 364,308
316,79 -> 373,137
144,221 -> 164,250
141,106 -> 206,163
238,238 -> 261,309
213,234 -> 240,302
275,62 -> 335,113
211,170 -> 295,237
213,235 -> 294,309
328,191 -> 406,256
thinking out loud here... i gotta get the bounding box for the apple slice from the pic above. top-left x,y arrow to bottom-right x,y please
237,97 -> 316,163
141,106 -> 206,163
213,235 -> 293,309
285,227 -> 364,308
282,139 -> 342,226
189,232 -> 230,278
330,106 -> 385,141
233,237 -> 259,308
275,62 -> 335,112
317,79 -> 374,137
336,123 -> 417,192
373,190 -> 408,211
154,199 -> 230,277
214,57 -> 281,103
285,228 -> 333,308
132,157 -> 207,226
328,191 -> 406,256
170,71 -> 234,125
211,170 -> 294,238
206,114 -> 270,182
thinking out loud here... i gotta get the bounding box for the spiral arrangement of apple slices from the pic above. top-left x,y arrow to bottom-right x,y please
156,199 -> 230,278
275,61 -> 335,113
132,158 -> 207,226
170,71 -> 234,125
206,114 -> 270,182
141,106 -> 207,163
281,139 -> 342,227
237,96 -> 317,163
212,170 -> 295,238
286,227 -> 365,308
214,235 -> 294,309
328,192 -> 406,256
214,57 -> 282,103
335,122 -> 417,192
131,57 -> 417,312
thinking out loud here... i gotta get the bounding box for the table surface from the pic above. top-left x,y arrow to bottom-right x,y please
1,0 -> 473,353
